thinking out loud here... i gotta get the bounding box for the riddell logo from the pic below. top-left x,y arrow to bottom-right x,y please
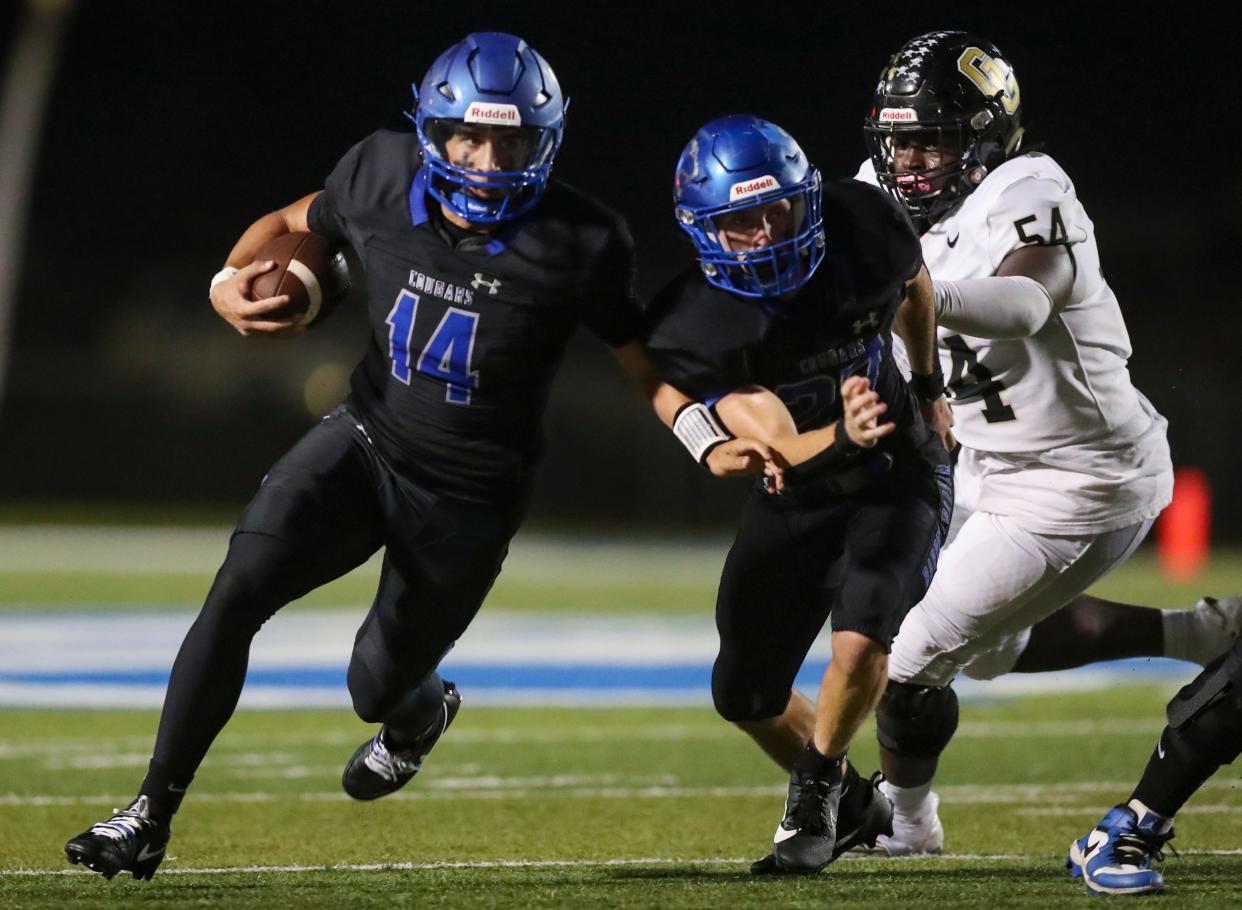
729,175 -> 778,201
879,108 -> 918,122
464,102 -> 521,125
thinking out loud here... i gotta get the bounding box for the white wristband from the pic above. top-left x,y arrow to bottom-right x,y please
209,266 -> 240,295
673,402 -> 731,464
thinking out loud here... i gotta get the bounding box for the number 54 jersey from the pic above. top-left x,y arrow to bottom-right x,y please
858,152 -> 1172,534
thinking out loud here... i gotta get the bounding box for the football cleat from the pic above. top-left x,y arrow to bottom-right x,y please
761,765 -> 842,874
64,795 -> 170,881
1067,802 -> 1173,895
342,680 -> 461,800
752,767 -> 893,873
874,788 -> 945,857
834,769 -> 895,856
1184,596 -> 1242,666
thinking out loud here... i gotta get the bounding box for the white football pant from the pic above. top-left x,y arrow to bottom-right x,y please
888,452 -> 1153,687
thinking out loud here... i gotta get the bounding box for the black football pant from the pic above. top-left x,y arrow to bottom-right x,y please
143,406 -> 523,809
712,459 -> 953,723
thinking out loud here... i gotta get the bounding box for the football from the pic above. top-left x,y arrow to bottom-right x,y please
248,231 -> 344,328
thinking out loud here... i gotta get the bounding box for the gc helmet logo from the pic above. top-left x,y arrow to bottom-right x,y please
728,175 -> 778,202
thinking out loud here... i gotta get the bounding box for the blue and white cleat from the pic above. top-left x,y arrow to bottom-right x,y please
1067,801 -> 1173,895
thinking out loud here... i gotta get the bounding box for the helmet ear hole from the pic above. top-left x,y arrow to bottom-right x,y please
969,109 -> 994,131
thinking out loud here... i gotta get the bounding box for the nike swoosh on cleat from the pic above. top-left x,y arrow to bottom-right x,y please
1157,741 -> 1166,760
135,844 -> 165,862
1084,829 -> 1109,859
773,826 -> 801,844
946,234 -> 959,247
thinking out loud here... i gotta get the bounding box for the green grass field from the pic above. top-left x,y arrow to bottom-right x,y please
2,527 -> 1240,907
4,526 -> 1242,612
1,691 -> 1240,908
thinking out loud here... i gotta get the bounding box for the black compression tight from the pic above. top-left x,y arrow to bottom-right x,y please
142,533 -> 327,804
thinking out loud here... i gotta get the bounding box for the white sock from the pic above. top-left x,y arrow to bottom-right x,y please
1161,609 -> 1194,662
1127,798 -> 1174,835
881,779 -> 934,819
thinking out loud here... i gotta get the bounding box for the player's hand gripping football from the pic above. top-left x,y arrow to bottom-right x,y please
840,375 -> 896,448
705,437 -> 787,492
210,260 -> 303,337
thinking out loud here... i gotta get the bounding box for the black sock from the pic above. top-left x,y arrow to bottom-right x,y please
836,760 -> 868,814
381,673 -> 446,750
139,759 -> 192,818
794,742 -> 845,782
1132,728 -> 1220,819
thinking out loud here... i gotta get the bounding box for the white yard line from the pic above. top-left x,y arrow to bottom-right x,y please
6,850 -> 1242,877
4,778 -> 1240,808
0,727 -> 738,760
1019,804 -> 1242,816
0,718 -> 1171,760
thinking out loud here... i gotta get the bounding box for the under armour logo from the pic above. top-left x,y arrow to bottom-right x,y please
471,273 -> 502,295
852,312 -> 879,334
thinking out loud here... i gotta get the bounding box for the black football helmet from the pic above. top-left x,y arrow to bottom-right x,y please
864,31 -> 1024,228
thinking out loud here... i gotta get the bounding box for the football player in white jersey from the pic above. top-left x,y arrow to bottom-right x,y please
853,31 -> 1241,856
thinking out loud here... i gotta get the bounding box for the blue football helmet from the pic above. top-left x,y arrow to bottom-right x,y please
674,114 -> 825,299
410,32 -> 566,224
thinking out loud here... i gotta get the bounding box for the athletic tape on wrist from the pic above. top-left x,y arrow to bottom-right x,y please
209,266 -> 239,295
673,402 -> 731,464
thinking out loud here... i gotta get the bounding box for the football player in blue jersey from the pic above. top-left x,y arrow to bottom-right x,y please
63,33 -> 776,882
644,113 -> 954,874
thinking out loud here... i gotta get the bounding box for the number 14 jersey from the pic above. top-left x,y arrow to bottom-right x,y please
308,130 -> 640,503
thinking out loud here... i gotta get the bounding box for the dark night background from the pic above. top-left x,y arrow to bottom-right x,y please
0,2 -> 1238,534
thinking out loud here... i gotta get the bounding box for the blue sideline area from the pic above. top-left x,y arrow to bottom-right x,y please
0,608 -> 1196,708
